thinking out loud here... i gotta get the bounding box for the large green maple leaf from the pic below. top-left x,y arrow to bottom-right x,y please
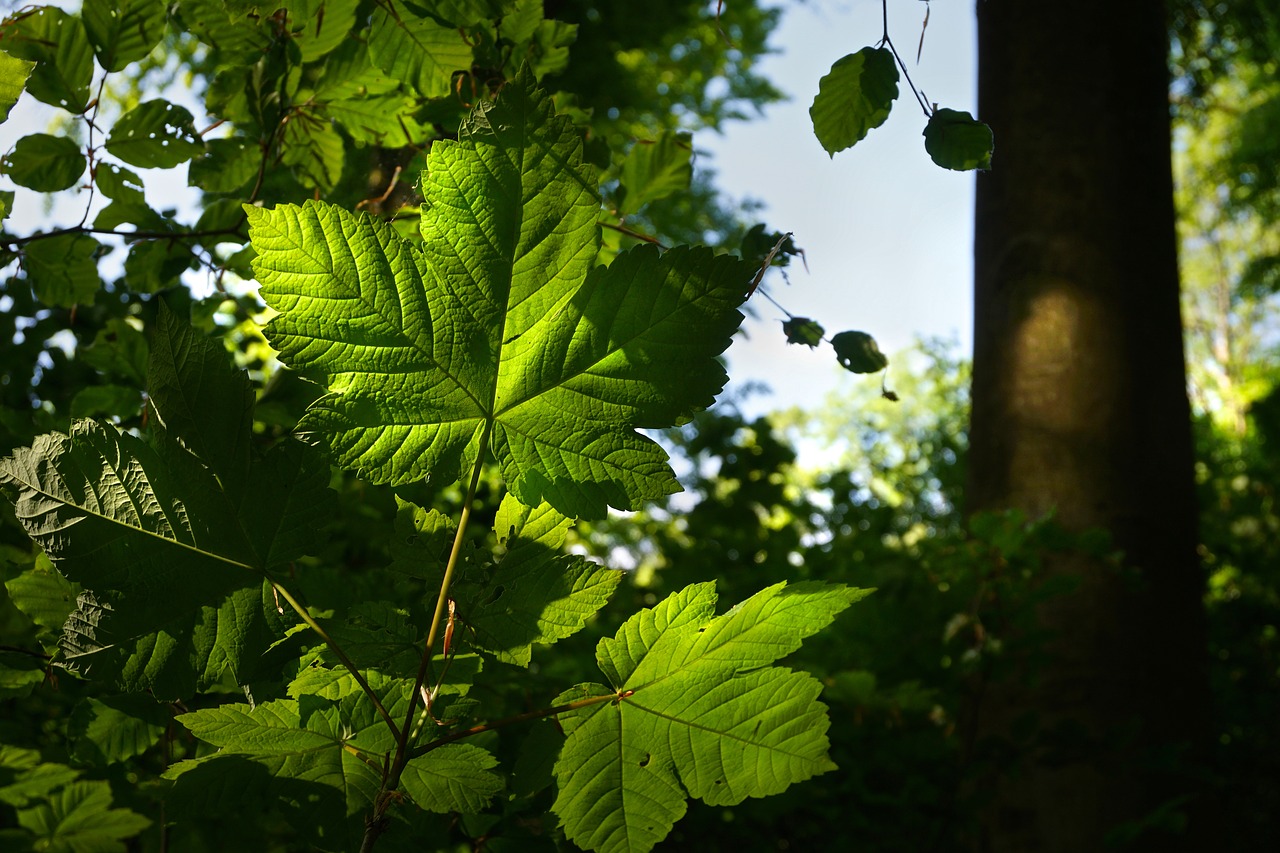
0,306 -> 333,695
248,68 -> 751,519
552,581 -> 871,853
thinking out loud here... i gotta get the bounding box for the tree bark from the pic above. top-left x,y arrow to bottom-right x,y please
966,1 -> 1211,849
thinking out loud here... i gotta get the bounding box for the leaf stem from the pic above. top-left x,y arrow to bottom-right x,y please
269,580 -> 401,738
408,689 -> 621,760
364,422 -> 494,850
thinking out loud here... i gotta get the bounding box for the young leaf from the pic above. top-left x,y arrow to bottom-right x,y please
552,581 -> 871,853
0,50 -> 35,122
248,69 -> 751,519
923,108 -> 994,171
809,46 -> 899,157
82,0 -> 168,72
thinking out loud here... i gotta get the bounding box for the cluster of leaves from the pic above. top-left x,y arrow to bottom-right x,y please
0,6 -> 871,842
807,2 -> 993,170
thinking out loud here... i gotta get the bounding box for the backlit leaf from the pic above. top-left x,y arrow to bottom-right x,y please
5,133 -> 84,191
618,132 -> 693,215
809,46 -> 898,157
107,100 -> 205,169
82,0 -> 168,72
248,69 -> 751,519
1,7 -> 93,112
923,107 -> 994,171
0,49 -> 35,122
367,1 -> 474,99
553,581 -> 870,853
831,330 -> 888,374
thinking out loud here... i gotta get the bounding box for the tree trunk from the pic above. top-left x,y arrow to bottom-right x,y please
966,1 -> 1211,850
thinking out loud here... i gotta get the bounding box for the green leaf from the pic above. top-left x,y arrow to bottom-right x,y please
0,652 -> 45,699
401,744 -> 503,813
67,694 -> 169,766
0,307 -> 333,684
1,7 -> 93,112
123,239 -> 191,293
831,330 -> 888,374
5,133 -> 84,191
15,780 -> 150,851
553,581 -> 870,853
782,317 -> 824,348
248,70 -> 750,519
923,107 -> 994,171
188,137 -> 259,194
0,748 -> 81,808
173,678 -> 413,847
4,556 -> 80,642
809,46 -> 899,157
0,49 -> 35,123
24,234 -> 101,307
279,111 -> 344,191
95,163 -> 146,203
618,132 -> 693,215
281,0 -> 357,62
414,0 -> 506,26
367,0 -> 475,99
70,385 -> 145,419
322,94 -> 430,148
499,0 -> 543,44
82,0 -> 168,72
79,319 -> 149,385
106,100 -> 205,168
450,495 -> 621,665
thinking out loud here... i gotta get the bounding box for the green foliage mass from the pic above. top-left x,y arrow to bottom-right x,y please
0,5 -> 878,848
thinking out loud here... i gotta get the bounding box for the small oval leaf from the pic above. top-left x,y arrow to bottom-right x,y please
923,108 -> 994,171
831,330 -> 888,374
809,46 -> 899,157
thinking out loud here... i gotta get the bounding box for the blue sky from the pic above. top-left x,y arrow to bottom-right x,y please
707,0 -> 978,415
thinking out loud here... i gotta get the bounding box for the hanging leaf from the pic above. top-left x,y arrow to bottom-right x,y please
809,46 -> 899,157
831,330 -> 888,374
782,317 -> 824,348
552,581 -> 870,853
5,133 -> 84,192
923,108 -> 994,171
247,68 -> 751,519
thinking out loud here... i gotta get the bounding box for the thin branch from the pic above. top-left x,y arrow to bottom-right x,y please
363,422 -> 495,851
2,224 -> 247,250
600,220 -> 667,247
408,689 -> 625,760
269,580 -> 402,739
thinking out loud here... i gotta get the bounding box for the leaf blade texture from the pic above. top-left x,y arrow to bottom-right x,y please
809,46 -> 899,157
553,581 -> 871,853
250,69 -> 750,518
